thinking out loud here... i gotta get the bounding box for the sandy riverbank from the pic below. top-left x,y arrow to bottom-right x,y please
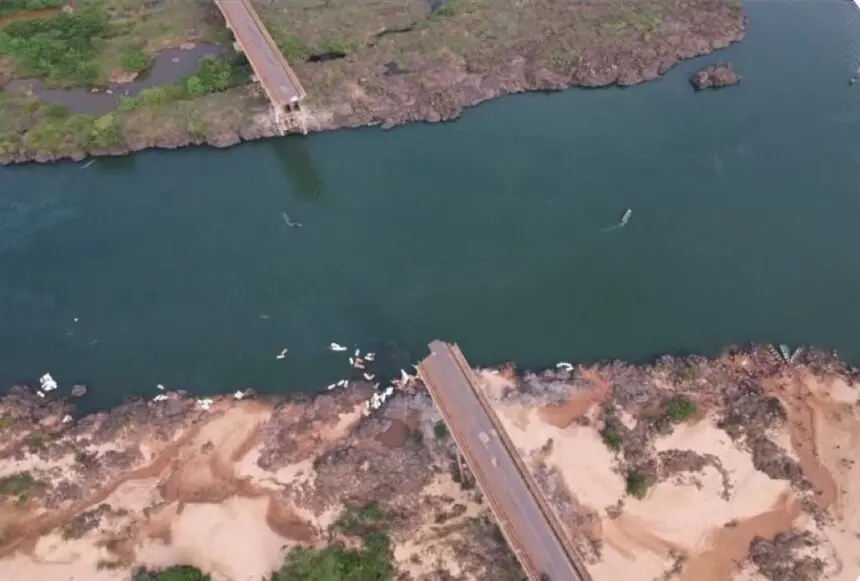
0,0 -> 745,165
1,343 -> 854,580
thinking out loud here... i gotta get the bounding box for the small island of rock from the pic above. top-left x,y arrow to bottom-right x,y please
691,63 -> 741,90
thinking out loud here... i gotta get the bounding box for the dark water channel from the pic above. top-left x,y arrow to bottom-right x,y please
3,44 -> 221,114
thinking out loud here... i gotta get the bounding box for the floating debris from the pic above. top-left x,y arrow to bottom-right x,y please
156,384 -> 165,391
365,353 -> 375,361
281,211 -> 303,229
40,373 -> 58,392
71,384 -> 87,397
327,383 -> 337,390
329,342 -> 347,352
363,373 -> 375,381
602,208 -> 633,232
79,159 -> 95,170
276,348 -> 288,360
556,362 -> 574,372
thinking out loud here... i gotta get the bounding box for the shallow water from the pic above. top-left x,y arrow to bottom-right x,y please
4,44 -> 222,114
1,2 -> 860,409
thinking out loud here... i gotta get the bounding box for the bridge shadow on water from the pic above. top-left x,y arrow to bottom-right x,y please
269,137 -> 324,201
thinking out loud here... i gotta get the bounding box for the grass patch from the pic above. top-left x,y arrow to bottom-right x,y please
600,424 -> 623,451
625,471 -> 648,498
433,420 -> 449,440
120,48 -> 148,73
0,2 -> 111,85
0,0 -> 66,18
270,31 -> 310,62
663,395 -> 697,423
0,472 -> 36,496
26,111 -> 123,150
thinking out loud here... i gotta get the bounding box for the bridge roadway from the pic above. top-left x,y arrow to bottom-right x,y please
417,340 -> 591,581
213,0 -> 306,107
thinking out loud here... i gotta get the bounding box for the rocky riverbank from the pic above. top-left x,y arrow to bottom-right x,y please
0,0 -> 746,166
0,343 -> 857,581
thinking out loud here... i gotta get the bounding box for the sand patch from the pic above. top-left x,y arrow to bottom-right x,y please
138,496 -> 294,581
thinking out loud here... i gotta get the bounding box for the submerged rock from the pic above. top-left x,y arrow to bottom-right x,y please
691,63 -> 741,90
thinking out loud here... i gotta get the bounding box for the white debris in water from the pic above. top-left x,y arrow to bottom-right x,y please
276,348 -> 288,360
156,384 -> 165,391
329,342 -> 347,352
556,362 -> 574,372
362,383 -> 396,416
40,373 -> 58,392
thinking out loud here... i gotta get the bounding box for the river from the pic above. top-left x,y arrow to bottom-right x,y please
2,2 -> 860,410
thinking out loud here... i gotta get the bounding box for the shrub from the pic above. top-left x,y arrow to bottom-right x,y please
408,428 -> 423,445
664,395 -> 697,422
433,420 -> 449,440
0,4 -> 109,85
600,425 -> 623,451
120,49 -> 149,73
132,565 -> 211,581
0,0 -> 66,18
626,471 -> 648,498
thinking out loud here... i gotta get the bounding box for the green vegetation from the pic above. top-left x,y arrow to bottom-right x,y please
0,472 -> 36,496
119,56 -> 245,112
132,566 -> 211,581
271,502 -> 393,581
25,111 -> 122,149
625,471 -> 648,498
23,430 -> 55,449
0,0 -> 66,18
336,502 -> 384,534
435,0 -> 459,17
433,420 -> 449,440
663,395 -> 697,423
600,424 -> 623,451
408,427 -> 424,445
120,48 -> 149,73
0,3 -> 110,85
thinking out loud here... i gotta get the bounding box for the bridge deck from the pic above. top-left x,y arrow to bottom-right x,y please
214,0 -> 306,107
417,340 -> 590,581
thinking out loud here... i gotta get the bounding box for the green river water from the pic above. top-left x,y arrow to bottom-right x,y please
2,2 -> 860,409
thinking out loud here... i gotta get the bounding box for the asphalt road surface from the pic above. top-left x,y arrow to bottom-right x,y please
418,340 -> 585,581
214,0 -> 302,105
